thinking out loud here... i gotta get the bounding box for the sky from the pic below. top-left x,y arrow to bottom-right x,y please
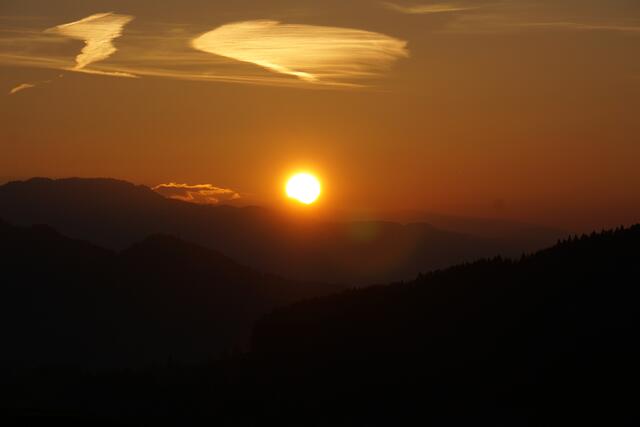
1,0 -> 639,231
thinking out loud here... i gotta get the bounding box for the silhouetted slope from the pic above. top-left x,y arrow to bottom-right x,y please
0,220 -> 118,368
0,177 -> 567,284
0,220 -> 341,369
249,226 -> 640,421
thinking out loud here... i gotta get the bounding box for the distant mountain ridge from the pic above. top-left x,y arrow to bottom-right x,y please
358,209 -> 568,243
0,177 -> 569,284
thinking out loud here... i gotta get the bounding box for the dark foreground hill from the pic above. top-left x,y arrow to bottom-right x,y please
0,219 -> 340,369
3,226 -> 639,424
0,177 -> 567,284
250,225 -> 640,423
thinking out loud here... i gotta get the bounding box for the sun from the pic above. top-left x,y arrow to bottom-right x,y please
286,172 -> 321,205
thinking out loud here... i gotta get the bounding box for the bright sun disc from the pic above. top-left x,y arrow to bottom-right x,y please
286,173 -> 321,205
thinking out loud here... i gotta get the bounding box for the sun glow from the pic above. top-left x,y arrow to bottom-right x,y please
286,173 -> 321,205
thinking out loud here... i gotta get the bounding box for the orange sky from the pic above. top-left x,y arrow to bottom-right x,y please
1,0 -> 639,232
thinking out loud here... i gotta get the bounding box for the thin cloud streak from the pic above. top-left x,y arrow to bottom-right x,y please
0,52 -> 358,89
515,21 -> 640,33
382,2 -> 476,14
192,20 -> 408,84
8,83 -> 35,95
153,183 -> 241,205
7,74 -> 63,95
380,2 -> 640,35
444,14 -> 640,34
71,67 -> 137,78
46,12 -> 134,71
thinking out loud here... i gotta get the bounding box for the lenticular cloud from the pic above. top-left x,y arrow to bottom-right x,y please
191,20 -> 408,84
48,12 -> 134,71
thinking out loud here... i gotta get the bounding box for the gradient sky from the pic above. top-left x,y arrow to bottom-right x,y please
1,0 -> 639,231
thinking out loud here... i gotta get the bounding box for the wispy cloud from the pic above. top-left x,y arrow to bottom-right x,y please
425,2 -> 640,35
443,13 -> 640,35
8,82 -> 35,95
7,74 -> 63,95
153,183 -> 241,205
382,2 -> 476,14
191,20 -> 408,84
46,12 -> 134,73
0,16 -> 407,89
381,2 -> 640,35
515,21 -> 640,33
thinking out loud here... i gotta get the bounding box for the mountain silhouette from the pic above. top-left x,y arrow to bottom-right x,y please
0,177 -> 568,284
247,225 -> 640,423
0,219 -> 341,369
3,225 -> 638,423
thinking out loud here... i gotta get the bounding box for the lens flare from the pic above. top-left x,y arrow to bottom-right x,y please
286,173 -> 321,205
